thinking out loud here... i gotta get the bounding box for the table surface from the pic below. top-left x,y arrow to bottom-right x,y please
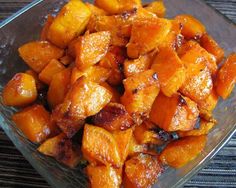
0,0 -> 236,187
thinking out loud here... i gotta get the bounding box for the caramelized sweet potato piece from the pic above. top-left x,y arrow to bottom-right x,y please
113,128 -> 133,163
216,53 -> 236,99
40,15 -> 54,41
3,73 -> 37,106
121,70 -> 160,125
87,165 -> 121,188
134,121 -> 163,145
18,41 -> 64,73
82,124 -> 122,167
200,34 -> 225,64
100,82 -> 121,103
75,31 -> 111,70
175,14 -> 206,39
85,3 -> 108,16
39,59 -> 65,85
124,153 -> 162,188
127,17 -> 171,58
47,0 -> 91,48
177,120 -> 216,137
144,0 -> 166,17
159,135 -> 207,168
25,69 -> 45,90
47,68 -> 71,109
70,65 -> 111,85
12,105 -> 57,143
38,133 -> 81,168
151,48 -> 186,97
99,46 -> 126,85
150,93 -> 199,132
93,103 -> 134,131
59,55 -> 73,66
124,54 -> 153,78
52,78 -> 112,137
95,0 -> 141,14
129,135 -> 148,156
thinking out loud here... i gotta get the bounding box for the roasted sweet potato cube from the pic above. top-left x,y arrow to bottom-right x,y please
70,65 -> 111,85
47,68 -> 71,109
124,153 -> 162,188
93,103 -> 134,131
39,59 -> 65,85
86,165 -> 121,188
40,15 -> 54,41
121,70 -> 160,125
47,0 -> 91,48
124,54 -> 153,78
144,0 -> 166,17
52,78 -> 112,137
179,41 -> 217,75
18,41 -> 64,73
99,46 -> 126,85
197,90 -> 218,120
12,105 -> 57,143
180,67 -> 213,103
113,128 -> 133,163
75,31 -> 111,70
59,55 -> 73,66
3,73 -> 37,106
38,133 -> 81,168
134,121 -> 163,145
151,48 -> 186,97
177,120 -> 216,137
175,14 -> 206,39
82,124 -> 122,167
200,34 -> 225,64
25,69 -> 45,90
159,135 -> 207,168
95,0 -> 141,14
100,82 -> 121,103
127,17 -> 171,58
216,53 -> 236,99
150,93 -> 199,132
85,3 -> 108,16
129,135 -> 148,156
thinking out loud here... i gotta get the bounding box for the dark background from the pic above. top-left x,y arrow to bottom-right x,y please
0,0 -> 235,187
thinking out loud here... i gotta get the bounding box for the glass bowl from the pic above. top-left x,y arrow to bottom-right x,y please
0,0 -> 236,187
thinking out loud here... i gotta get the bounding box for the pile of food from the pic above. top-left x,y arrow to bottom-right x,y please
2,0 -> 236,187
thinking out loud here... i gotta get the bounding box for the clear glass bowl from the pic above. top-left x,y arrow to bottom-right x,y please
0,0 -> 236,187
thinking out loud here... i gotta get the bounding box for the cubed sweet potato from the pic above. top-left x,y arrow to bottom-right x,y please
124,54 -> 153,78
129,135 -> 148,156
99,46 -> 126,85
100,82 -> 121,103
86,165 -> 121,188
177,120 -> 216,137
85,3 -> 108,16
150,93 -> 199,132
93,103 -> 134,131
40,15 -> 54,41
52,77 -> 112,137
151,48 -> 186,97
3,73 -> 37,106
200,33 -> 225,64
82,124 -> 122,167
47,0 -> 91,48
38,133 -> 81,168
127,17 -> 171,58
12,104 -> 57,143
124,153 -> 162,188
121,70 -> 160,125
159,135 -> 207,168
70,65 -> 111,85
144,0 -> 166,17
215,53 -> 236,99
59,55 -> 73,66
175,14 -> 206,39
75,31 -> 111,70
39,59 -> 65,85
18,41 -> 64,73
113,128 -> 133,163
25,69 -> 45,90
47,68 -> 71,109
